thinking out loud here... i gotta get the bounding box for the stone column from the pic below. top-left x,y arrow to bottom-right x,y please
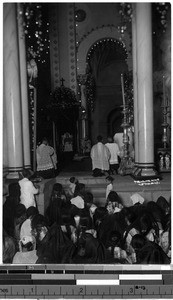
17,3 -> 31,171
131,3 -> 139,175
4,3 -> 24,178
133,3 -> 158,179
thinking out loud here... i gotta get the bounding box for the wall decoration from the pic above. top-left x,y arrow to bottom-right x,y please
76,24 -> 119,49
49,6 -> 60,89
67,4 -> 77,92
76,25 -> 132,75
75,9 -> 86,22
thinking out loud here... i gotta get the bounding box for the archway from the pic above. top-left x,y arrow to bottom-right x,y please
77,25 -> 132,75
86,38 -> 128,142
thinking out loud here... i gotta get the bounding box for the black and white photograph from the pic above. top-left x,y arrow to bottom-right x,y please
3,2 -> 171,266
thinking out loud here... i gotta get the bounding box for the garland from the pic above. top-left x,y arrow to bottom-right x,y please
28,88 -> 35,153
124,70 -> 134,125
23,3 -> 50,64
119,3 -> 133,23
85,72 -> 96,112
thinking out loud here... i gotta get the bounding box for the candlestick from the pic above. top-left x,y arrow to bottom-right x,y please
163,75 -> 166,106
121,73 -> 126,108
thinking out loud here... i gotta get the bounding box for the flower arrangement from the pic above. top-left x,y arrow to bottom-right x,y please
49,86 -> 78,109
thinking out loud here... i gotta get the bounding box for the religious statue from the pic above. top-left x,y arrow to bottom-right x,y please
165,153 -> 170,170
62,132 -> 73,152
84,136 -> 91,155
159,154 -> 164,170
80,136 -> 91,155
80,138 -> 85,154
27,48 -> 38,87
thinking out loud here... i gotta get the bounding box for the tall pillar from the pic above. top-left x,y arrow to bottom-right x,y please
133,3 -> 158,179
3,3 -> 24,178
132,3 -> 139,176
17,3 -> 31,171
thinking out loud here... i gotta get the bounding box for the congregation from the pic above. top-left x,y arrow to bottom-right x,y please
3,172 -> 171,264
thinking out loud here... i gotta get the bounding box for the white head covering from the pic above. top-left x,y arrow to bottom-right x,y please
130,193 -> 144,205
19,235 -> 36,252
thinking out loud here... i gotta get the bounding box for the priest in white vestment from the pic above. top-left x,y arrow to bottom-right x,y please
90,135 -> 111,176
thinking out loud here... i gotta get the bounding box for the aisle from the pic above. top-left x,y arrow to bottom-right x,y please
59,156 -> 92,173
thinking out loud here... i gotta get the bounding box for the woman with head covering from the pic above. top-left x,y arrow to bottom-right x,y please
31,214 -> 58,263
71,230 -> 109,264
122,210 -> 160,255
146,201 -> 166,230
14,204 -> 27,245
45,183 -> 68,226
20,206 -> 39,239
70,183 -> 86,209
106,191 -> 123,214
93,207 -> 108,236
156,196 -> 170,216
3,230 -> 16,263
97,207 -> 127,251
3,182 -> 21,237
66,177 -> 79,199
131,234 -> 170,264
84,192 -> 97,220
12,235 -> 38,264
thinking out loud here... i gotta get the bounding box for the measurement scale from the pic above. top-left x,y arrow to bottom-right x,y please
0,265 -> 172,298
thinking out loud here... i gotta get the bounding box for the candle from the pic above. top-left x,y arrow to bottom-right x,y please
121,73 -> 126,108
163,75 -> 166,106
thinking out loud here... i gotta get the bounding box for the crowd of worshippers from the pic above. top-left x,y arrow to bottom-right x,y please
3,176 -> 171,264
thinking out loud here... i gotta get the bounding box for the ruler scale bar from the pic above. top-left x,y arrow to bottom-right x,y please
1,265 -> 173,298
0,285 -> 173,297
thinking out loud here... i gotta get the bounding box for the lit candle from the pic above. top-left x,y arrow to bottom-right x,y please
121,73 -> 126,108
163,75 -> 166,106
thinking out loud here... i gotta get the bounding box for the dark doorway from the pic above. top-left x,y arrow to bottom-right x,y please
107,107 -> 123,137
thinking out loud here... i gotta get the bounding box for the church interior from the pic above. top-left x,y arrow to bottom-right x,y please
3,3 -> 171,264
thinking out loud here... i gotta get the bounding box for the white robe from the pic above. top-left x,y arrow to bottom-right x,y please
36,144 -> 54,171
90,142 -> 110,171
105,142 -> 120,164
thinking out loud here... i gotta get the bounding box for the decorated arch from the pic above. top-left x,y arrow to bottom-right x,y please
77,25 -> 132,75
